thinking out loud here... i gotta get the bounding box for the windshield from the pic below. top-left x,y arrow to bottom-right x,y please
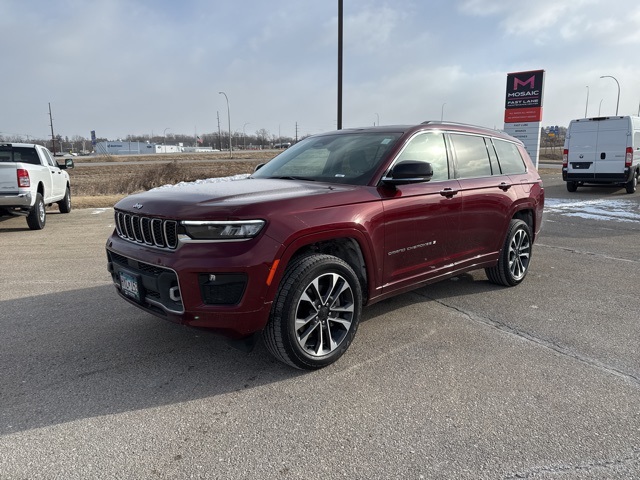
251,131 -> 403,185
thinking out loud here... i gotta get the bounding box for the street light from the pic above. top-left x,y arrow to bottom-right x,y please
163,127 -> 170,153
600,75 -> 620,116
585,86 -> 589,118
374,113 -> 379,126
441,103 -> 447,121
243,123 -> 250,150
219,91 -> 232,158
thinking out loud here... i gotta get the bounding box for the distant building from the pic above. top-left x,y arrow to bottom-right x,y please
95,141 -> 157,155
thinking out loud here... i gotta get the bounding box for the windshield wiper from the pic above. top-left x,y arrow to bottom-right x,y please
269,175 -> 317,181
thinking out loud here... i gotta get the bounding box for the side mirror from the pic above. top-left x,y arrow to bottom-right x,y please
382,161 -> 433,186
59,158 -> 74,169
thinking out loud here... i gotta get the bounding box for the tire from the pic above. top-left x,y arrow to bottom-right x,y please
566,181 -> 578,192
26,193 -> 46,230
485,219 -> 533,287
263,254 -> 362,370
58,186 -> 71,213
625,170 -> 638,194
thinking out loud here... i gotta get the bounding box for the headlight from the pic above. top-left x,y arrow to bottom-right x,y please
181,220 -> 265,240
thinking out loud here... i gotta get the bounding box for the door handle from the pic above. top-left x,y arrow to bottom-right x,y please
439,188 -> 458,198
498,182 -> 511,191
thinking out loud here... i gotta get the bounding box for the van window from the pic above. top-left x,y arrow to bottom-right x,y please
493,139 -> 526,174
396,132 -> 449,181
450,134 -> 492,178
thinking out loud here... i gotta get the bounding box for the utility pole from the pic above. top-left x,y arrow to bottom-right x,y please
295,122 -> 299,143
48,103 -> 56,154
217,111 -> 222,151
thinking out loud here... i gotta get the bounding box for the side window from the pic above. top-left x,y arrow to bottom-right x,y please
450,134 -> 492,178
493,139 -> 526,174
41,148 -> 56,167
396,132 -> 449,181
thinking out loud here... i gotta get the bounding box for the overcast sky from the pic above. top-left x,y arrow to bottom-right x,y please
2,0 -> 640,142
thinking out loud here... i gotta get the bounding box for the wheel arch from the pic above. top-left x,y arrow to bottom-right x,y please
271,232 -> 373,305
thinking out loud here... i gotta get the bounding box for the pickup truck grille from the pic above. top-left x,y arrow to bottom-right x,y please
114,210 -> 178,249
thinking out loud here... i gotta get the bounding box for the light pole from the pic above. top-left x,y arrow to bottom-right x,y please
219,91 -> 232,158
598,99 -> 604,116
163,127 -> 170,153
600,75 -> 620,116
585,86 -> 589,118
375,113 -> 379,126
441,103 -> 447,121
243,123 -> 250,150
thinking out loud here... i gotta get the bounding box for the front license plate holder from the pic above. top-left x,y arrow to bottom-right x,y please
119,270 -> 143,303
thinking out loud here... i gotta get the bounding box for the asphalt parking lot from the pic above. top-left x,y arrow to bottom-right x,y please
1,171 -> 639,479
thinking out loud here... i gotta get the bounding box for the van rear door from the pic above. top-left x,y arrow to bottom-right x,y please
566,120 -> 598,180
594,117 -> 629,180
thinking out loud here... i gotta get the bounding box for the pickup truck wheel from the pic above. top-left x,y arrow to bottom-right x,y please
263,254 -> 362,370
625,170 -> 638,194
566,181 -> 578,192
485,219 -> 532,287
26,193 -> 46,230
58,186 -> 71,213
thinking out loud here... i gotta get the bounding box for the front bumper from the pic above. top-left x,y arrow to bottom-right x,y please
106,231 -> 282,338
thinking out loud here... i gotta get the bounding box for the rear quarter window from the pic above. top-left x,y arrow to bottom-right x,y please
493,139 -> 526,174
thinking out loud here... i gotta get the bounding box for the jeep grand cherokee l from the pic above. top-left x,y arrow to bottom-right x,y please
106,122 -> 544,369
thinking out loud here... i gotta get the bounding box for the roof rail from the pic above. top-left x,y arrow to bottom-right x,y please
421,120 -> 504,134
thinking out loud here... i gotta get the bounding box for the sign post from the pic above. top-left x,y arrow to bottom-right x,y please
503,69 -> 545,167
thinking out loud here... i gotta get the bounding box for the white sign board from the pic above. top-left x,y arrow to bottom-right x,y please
503,122 -> 541,168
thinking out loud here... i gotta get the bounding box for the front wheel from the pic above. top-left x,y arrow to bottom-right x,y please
26,193 -> 46,230
485,219 -> 533,287
263,254 -> 362,370
58,186 -> 71,213
625,170 -> 638,194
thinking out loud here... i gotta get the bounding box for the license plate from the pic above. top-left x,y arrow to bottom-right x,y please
120,271 -> 142,302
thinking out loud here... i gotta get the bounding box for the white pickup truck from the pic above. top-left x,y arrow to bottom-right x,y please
0,143 -> 74,230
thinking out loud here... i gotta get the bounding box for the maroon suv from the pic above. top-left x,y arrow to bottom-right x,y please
106,122 -> 544,369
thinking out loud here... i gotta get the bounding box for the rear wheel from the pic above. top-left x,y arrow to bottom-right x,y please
625,170 -> 638,194
263,254 -> 362,370
486,219 -> 532,287
566,181 -> 578,192
58,186 -> 71,213
26,193 -> 46,230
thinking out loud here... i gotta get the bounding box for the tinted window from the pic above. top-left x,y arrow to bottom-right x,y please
493,139 -> 526,174
396,132 -> 449,181
450,134 -> 491,178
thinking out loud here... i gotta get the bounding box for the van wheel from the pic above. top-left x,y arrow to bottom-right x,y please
58,186 -> 72,213
625,170 -> 638,194
263,254 -> 362,370
566,181 -> 578,192
485,219 -> 532,287
26,193 -> 46,230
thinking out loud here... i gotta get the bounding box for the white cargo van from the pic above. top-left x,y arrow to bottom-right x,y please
562,116 -> 640,193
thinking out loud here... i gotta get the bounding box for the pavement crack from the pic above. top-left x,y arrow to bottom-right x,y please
536,243 -> 639,264
418,293 -> 640,388
503,448 -> 640,478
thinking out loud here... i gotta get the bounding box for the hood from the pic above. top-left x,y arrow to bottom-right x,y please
114,178 -> 361,219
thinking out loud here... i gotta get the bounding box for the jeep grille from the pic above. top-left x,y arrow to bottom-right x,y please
114,210 -> 178,249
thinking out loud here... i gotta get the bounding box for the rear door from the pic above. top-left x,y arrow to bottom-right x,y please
450,133 -> 517,262
566,120 -> 597,180
594,118 -> 629,179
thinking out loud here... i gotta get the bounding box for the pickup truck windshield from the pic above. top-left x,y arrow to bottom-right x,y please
251,132 -> 402,185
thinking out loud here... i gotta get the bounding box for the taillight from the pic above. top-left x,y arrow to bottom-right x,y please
625,147 -> 633,167
562,149 -> 568,168
17,169 -> 30,188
